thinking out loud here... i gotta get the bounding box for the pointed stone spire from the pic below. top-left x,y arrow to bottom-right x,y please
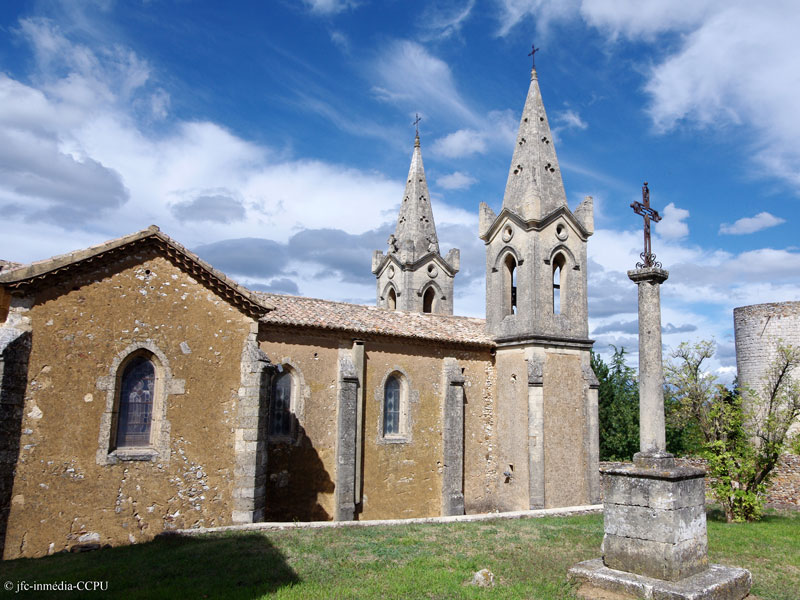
502,67 -> 567,221
373,133 -> 459,315
390,134 -> 439,263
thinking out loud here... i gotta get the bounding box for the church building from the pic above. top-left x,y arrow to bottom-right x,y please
0,66 -> 600,559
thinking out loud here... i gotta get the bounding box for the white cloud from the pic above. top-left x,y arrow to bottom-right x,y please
431,110 -> 517,159
719,211 -> 785,235
0,15 -> 485,316
495,1 -> 800,188
421,0 -> 476,39
579,0 -> 721,39
431,129 -> 487,158
495,0 -> 580,37
555,109 -> 587,130
370,40 -> 478,126
329,30 -> 349,52
656,202 -> 690,240
436,171 -> 477,190
301,0 -> 358,15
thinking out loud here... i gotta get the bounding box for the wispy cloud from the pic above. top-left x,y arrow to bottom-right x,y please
555,108 -> 587,130
431,128 -> 487,158
494,1 -> 800,189
421,0 -> 476,39
370,40 -> 478,126
301,0 -> 358,16
436,171 -> 477,190
719,211 -> 786,235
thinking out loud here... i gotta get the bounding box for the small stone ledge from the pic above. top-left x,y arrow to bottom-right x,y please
601,464 -> 706,482
569,559 -> 751,600
167,504 -> 602,536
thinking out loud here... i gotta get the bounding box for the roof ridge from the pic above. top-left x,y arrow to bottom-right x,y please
0,225 -> 274,318
255,291 -> 486,323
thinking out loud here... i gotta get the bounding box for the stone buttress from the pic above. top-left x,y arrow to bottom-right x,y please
373,134 -> 459,315
480,66 -> 600,510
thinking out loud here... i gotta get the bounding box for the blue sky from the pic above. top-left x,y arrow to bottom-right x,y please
1,0 -> 799,378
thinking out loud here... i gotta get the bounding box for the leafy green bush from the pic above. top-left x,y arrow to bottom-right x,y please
665,341 -> 800,522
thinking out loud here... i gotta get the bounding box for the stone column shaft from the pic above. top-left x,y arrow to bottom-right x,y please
441,358 -> 465,516
628,267 -> 669,456
334,351 -> 358,521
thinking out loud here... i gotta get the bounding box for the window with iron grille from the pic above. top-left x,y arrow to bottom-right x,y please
270,371 -> 293,436
384,375 -> 401,436
116,356 -> 155,447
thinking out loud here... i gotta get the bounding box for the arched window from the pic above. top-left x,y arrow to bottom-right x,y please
553,253 -> 566,314
503,253 -> 517,317
384,375 -> 401,435
115,356 -> 155,447
270,371 -> 293,436
422,287 -> 436,313
387,287 -> 397,310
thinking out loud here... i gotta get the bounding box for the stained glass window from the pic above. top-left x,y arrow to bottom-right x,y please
117,357 -> 155,447
384,376 -> 401,435
270,372 -> 292,436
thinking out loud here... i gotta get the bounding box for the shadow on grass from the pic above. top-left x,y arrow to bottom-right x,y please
1,531 -> 299,599
706,504 -> 798,524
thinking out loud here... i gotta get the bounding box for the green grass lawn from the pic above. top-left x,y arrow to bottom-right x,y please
1,509 -> 797,599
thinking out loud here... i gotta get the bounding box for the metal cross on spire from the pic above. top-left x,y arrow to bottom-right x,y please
413,113 -> 422,137
528,44 -> 540,69
631,182 -> 662,269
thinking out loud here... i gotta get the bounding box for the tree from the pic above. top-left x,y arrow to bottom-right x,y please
593,347 -> 639,461
665,341 -> 800,522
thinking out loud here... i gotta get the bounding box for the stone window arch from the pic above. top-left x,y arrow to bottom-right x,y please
97,341 -> 182,465
503,252 -> 518,317
269,370 -> 293,437
422,285 -> 437,313
382,282 -> 399,310
384,375 -> 402,434
553,252 -> 566,314
376,369 -> 416,443
114,353 -> 156,448
268,362 -> 306,443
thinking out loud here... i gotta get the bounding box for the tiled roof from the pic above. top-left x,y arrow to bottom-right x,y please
0,260 -> 22,273
256,292 -> 493,347
0,226 -> 273,318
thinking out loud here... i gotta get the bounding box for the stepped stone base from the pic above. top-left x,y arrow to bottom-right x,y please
569,559 -> 751,600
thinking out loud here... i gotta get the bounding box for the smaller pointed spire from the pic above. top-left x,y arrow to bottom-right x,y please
390,133 -> 439,262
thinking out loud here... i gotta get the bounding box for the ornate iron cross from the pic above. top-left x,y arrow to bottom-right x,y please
413,113 -> 422,136
529,44 -> 540,69
630,182 -> 662,268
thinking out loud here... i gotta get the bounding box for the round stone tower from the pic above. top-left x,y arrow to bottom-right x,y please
734,301 -> 800,435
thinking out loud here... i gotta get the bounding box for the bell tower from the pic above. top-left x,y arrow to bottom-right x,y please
372,133 -> 459,314
479,62 -> 600,511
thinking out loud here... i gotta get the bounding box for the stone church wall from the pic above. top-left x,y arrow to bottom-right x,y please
259,330 -> 496,521
3,253 -> 254,559
258,330 -> 340,521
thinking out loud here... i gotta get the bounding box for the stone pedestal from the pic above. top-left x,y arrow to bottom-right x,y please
569,462 -> 751,599
601,462 -> 708,581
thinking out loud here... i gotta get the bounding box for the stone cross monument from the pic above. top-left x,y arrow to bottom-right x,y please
569,184 -> 751,599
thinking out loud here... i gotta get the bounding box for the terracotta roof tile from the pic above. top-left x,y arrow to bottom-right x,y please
256,292 -> 493,347
0,260 -> 22,273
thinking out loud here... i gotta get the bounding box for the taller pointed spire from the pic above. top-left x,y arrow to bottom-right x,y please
391,134 -> 439,263
502,66 -> 567,221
